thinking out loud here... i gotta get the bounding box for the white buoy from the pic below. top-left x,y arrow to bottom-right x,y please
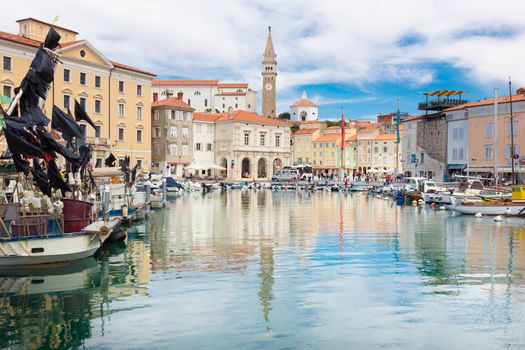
505,208 -> 511,215
475,212 -> 483,218
412,200 -> 417,206
439,205 -> 446,210
494,215 -> 503,222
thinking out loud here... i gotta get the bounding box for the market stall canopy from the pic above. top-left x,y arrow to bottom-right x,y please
91,167 -> 124,178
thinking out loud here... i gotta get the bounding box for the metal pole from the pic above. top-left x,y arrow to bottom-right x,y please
494,87 -> 498,185
509,78 -> 516,185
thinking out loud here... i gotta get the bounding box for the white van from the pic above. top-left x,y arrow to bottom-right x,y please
272,169 -> 300,182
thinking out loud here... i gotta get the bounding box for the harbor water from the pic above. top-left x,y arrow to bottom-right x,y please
1,191 -> 525,349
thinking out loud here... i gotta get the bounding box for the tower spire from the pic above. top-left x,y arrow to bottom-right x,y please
263,26 -> 276,61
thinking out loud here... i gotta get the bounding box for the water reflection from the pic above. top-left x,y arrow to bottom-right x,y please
1,191 -> 525,348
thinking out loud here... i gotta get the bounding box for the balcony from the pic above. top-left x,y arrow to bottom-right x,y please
86,136 -> 109,147
419,90 -> 468,112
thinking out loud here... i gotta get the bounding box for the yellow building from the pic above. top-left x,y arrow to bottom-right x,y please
0,18 -> 155,170
292,128 -> 319,165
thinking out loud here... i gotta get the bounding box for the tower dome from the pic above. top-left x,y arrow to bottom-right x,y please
289,91 -> 318,122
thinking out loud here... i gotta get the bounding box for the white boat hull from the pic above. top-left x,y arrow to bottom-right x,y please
0,232 -> 101,267
451,204 -> 525,216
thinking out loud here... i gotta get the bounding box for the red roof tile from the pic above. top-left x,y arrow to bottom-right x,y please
202,110 -> 289,125
153,80 -> 219,86
293,128 -> 319,135
290,98 -> 318,108
111,61 -> 156,76
445,93 -> 525,111
374,133 -> 396,141
193,112 -> 224,121
216,92 -> 247,96
152,97 -> 194,110
219,83 -> 248,88
314,134 -> 344,142
0,30 -> 40,48
16,17 -> 79,34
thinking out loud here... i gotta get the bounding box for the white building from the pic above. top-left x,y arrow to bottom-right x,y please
289,91 -> 318,122
192,113 -> 219,178
151,80 -> 257,113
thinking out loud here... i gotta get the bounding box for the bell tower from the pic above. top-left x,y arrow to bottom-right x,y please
262,26 -> 277,118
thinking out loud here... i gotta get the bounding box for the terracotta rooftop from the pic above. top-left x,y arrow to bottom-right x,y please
374,133 -> 396,141
290,98 -> 318,108
445,93 -> 525,111
153,79 -> 219,86
314,134 -> 345,142
346,134 -> 358,142
193,112 -> 223,122
216,92 -> 247,96
219,83 -> 248,89
293,128 -> 319,135
400,113 -> 439,123
197,110 -> 289,125
152,97 -> 194,110
17,17 -> 79,34
0,31 -> 155,76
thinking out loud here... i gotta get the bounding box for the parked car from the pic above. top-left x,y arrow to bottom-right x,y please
272,169 -> 300,182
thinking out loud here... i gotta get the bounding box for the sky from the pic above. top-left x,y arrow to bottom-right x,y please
4,0 -> 525,120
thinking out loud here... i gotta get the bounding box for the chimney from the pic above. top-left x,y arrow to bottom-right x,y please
517,87 -> 525,95
153,92 -> 158,102
177,91 -> 184,100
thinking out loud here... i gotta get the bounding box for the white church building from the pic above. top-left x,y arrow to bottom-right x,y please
289,91 -> 318,122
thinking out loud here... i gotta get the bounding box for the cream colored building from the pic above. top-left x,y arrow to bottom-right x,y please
292,128 -> 320,165
0,18 -> 155,170
212,110 -> 291,180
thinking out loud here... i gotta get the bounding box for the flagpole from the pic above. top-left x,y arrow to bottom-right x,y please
340,108 -> 345,180
493,87 -> 498,185
509,77 -> 516,185
395,99 -> 401,176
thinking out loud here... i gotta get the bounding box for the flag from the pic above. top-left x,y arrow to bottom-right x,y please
52,15 -> 59,25
341,112 -> 345,170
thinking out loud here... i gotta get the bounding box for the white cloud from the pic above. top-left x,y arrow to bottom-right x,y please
5,0 -> 525,111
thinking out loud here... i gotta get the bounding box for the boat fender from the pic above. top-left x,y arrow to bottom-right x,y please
505,208 -> 511,215
122,204 -> 128,218
475,212 -> 483,218
494,215 -> 503,222
439,206 -> 446,210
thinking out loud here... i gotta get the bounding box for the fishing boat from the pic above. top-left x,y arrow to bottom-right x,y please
450,186 -> 525,216
0,27 -> 121,266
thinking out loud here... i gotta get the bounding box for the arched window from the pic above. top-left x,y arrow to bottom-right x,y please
194,91 -> 201,96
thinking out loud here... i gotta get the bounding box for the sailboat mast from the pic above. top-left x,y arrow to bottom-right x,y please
494,87 -> 498,185
509,78 -> 516,185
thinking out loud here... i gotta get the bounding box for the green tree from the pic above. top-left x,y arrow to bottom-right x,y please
278,112 -> 290,120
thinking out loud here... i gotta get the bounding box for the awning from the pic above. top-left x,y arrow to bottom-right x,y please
167,161 -> 191,165
186,162 -> 226,170
91,167 -> 124,178
447,164 -> 466,170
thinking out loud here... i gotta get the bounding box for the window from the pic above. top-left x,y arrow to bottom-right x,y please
260,132 -> 266,146
196,124 -> 202,132
420,152 -> 425,164
154,110 -> 159,120
485,123 -> 493,138
182,145 -> 189,156
3,56 -> 11,71
170,127 -> 177,138
76,97 -> 86,111
187,99 -> 191,106
136,159 -> 142,169
484,145 -> 493,160
136,106 -> 142,119
508,120 -> 518,136
95,125 -> 101,138
506,144 -> 519,159
118,81 -> 124,93
118,103 -> 125,117
2,85 -> 12,98
275,135 -> 281,147
182,127 -> 188,138
222,104 -> 225,108
118,127 -> 124,141
235,104 -> 238,108
137,85 -> 142,96
95,158 -> 102,168
314,143 -> 317,148
170,144 -> 177,156
374,147 -> 378,153
205,99 -> 208,107
383,146 -> 388,153
207,143 -> 212,151
458,148 -> 463,160
63,69 -> 70,82
80,72 -> 86,85
176,111 -> 183,120
63,95 -> 71,109
79,124 -> 86,137
94,99 -> 101,114
196,143 -> 201,151
136,129 -> 143,142
95,75 -> 101,88
194,91 -> 201,95
244,132 -> 250,146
